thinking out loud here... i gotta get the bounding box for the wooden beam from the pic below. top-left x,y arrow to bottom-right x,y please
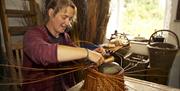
6,9 -> 35,17
9,26 -> 28,35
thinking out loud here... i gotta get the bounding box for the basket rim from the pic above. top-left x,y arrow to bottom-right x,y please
148,30 -> 180,49
87,67 -> 124,78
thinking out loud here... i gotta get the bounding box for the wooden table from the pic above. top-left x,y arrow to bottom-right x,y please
68,76 -> 180,91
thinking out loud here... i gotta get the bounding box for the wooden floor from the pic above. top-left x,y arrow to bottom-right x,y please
68,76 -> 180,91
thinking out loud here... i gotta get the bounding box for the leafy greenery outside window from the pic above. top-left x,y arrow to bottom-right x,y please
106,0 -> 166,40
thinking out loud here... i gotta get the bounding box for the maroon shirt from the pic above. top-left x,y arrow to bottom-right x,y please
22,26 -> 76,91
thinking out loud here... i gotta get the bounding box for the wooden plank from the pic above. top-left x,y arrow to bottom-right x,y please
6,9 -> 36,17
29,0 -> 37,25
9,26 -> 28,35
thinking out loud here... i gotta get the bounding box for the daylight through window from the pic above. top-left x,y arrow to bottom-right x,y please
106,0 -> 166,40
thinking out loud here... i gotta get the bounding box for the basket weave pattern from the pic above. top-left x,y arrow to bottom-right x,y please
81,68 -> 125,91
148,30 -> 179,72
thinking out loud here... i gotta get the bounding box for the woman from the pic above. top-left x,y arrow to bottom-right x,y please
22,0 -> 105,91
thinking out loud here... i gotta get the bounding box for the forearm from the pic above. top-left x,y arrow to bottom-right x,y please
57,45 -> 87,62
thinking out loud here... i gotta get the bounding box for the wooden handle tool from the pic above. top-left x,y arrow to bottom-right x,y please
104,56 -> 115,63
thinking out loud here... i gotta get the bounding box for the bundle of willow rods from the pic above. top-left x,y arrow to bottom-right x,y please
81,66 -> 125,91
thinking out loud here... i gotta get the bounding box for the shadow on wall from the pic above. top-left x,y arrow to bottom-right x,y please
168,50 -> 180,88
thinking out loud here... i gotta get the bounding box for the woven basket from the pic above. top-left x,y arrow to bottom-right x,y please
147,30 -> 180,72
81,67 -> 125,91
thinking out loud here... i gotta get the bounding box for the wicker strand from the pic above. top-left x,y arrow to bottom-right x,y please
81,67 -> 125,91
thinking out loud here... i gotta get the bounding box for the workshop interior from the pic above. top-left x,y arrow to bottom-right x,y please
0,0 -> 180,91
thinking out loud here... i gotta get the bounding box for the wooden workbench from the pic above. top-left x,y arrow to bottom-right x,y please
68,76 -> 180,91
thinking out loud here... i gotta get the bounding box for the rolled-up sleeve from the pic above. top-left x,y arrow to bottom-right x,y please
23,29 -> 58,66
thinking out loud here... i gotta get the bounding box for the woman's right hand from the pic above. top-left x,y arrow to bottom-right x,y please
87,50 -> 105,65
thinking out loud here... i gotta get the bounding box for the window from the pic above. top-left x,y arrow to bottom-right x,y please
106,0 -> 166,40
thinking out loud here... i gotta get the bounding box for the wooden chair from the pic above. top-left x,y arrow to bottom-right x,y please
11,42 -> 23,86
0,0 -> 37,90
